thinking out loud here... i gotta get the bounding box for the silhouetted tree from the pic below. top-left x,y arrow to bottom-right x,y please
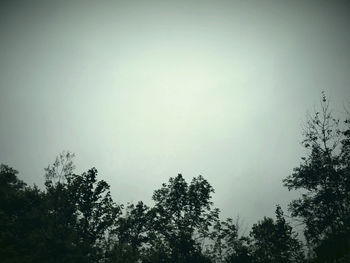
207,217 -> 251,263
249,206 -> 304,263
147,174 -> 217,262
109,201 -> 150,262
283,94 -> 350,262
43,152 -> 121,263
0,164 -> 53,262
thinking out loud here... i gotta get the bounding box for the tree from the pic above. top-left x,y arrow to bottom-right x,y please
0,164 -> 47,262
207,217 -> 251,263
109,201 -> 150,263
147,174 -> 217,262
249,206 -> 304,263
43,152 -> 122,263
283,94 -> 350,262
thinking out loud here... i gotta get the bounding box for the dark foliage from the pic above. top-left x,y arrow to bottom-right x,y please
249,206 -> 304,263
283,94 -> 350,262
1,94 -> 349,262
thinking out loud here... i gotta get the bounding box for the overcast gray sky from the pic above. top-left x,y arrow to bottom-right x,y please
1,0 -> 350,227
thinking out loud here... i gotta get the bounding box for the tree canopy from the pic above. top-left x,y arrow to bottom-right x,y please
283,94 -> 350,262
1,94 -> 349,262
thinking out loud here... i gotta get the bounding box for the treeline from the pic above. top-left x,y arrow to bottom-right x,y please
1,95 -> 349,263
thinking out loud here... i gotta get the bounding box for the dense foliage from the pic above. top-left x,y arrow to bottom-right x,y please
1,95 -> 349,262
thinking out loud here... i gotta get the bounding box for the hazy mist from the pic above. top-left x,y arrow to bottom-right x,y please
1,0 -> 350,227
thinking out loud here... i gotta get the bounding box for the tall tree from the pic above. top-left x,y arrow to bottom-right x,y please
283,94 -> 350,262
43,152 -> 122,263
148,174 -> 217,262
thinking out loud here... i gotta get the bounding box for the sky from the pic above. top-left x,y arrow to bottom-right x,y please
1,0 -> 350,228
